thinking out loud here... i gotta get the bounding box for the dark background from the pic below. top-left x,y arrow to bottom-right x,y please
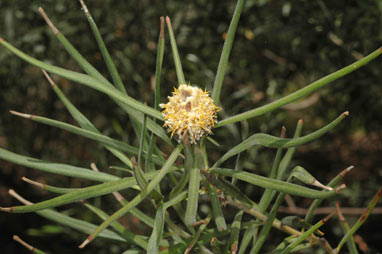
0,0 -> 381,253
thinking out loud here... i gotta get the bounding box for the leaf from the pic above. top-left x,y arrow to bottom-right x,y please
79,144 -> 183,249
213,112 -> 348,167
216,47 -> 382,127
211,0 -> 246,104
208,183 -> 227,231
166,17 -> 185,84
0,147 -> 118,182
209,168 -> 342,199
0,171 -> 170,213
0,38 -> 163,121
10,111 -> 167,166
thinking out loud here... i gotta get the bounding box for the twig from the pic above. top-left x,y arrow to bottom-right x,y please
278,206 -> 382,215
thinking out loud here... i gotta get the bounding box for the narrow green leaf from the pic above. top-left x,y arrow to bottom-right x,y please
251,181 -> 288,253
112,193 -> 155,228
277,119 -> 303,180
209,168 -> 342,199
280,211 -> 337,254
184,215 -> 211,254
109,166 -> 134,175
155,16 -> 165,110
206,173 -> 257,208
145,134 -> 156,173
8,190 -> 127,242
305,166 -> 353,223
73,3 -> 169,146
208,183 -> 227,231
13,235 -> 48,254
37,10 -> 172,145
0,38 -> 163,121
273,235 -> 309,253
145,16 -> 166,173
238,222 -> 257,254
216,47 -> 382,127
249,128 -> 285,254
289,166 -> 316,185
40,208 -> 127,242
131,157 -> 148,190
225,210 -> 243,253
79,144 -> 183,249
164,191 -> 188,210
185,146 -> 201,226
0,147 -> 118,182
336,203 -> 358,254
0,170 -> 176,213
138,114 -> 147,168
22,177 -> 79,194
43,71 -> 96,131
83,202 -> 147,249
42,70 -> 133,168
231,120 -> 249,186
148,191 -> 187,254
170,145 -> 193,199
211,0 -> 246,104
213,112 -> 348,167
10,111 -> 166,166
165,16 -> 186,84
336,188 -> 382,253
22,175 -> 155,229
258,127 -> 285,211
148,204 -> 165,254
251,165 -> 318,253
131,157 -> 163,203
78,1 -> 127,93
38,8 -> 110,85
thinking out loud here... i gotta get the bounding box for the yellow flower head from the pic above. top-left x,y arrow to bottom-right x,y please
160,84 -> 220,144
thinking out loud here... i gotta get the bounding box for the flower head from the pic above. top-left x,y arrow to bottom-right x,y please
160,84 -> 220,144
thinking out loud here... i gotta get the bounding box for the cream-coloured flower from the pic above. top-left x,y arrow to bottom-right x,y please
160,84 -> 220,144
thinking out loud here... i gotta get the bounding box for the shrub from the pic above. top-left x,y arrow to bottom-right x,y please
1,1 -> 381,253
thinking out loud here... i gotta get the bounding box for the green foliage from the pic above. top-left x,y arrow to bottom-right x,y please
1,1 -> 381,253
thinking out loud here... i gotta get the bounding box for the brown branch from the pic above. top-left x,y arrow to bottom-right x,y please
278,206 -> 382,215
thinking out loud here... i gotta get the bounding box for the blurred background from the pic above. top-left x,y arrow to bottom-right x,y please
0,0 -> 381,253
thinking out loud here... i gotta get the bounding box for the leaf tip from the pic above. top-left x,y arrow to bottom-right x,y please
0,205 -> 13,213
0,36 -> 4,42
79,0 -> 90,14
322,209 -> 337,223
312,179 -> 333,191
41,69 -> 56,87
335,184 -> 347,193
90,162 -> 99,172
21,177 -> 46,190
160,16 -> 165,38
336,202 -> 346,222
339,165 -> 353,178
298,119 -> 303,124
343,111 -> 349,117
346,165 -> 354,171
79,235 -> 93,249
281,126 -> 287,138
371,188 -> 382,203
38,7 -> 59,35
12,235 -> 35,251
9,110 -> 33,119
